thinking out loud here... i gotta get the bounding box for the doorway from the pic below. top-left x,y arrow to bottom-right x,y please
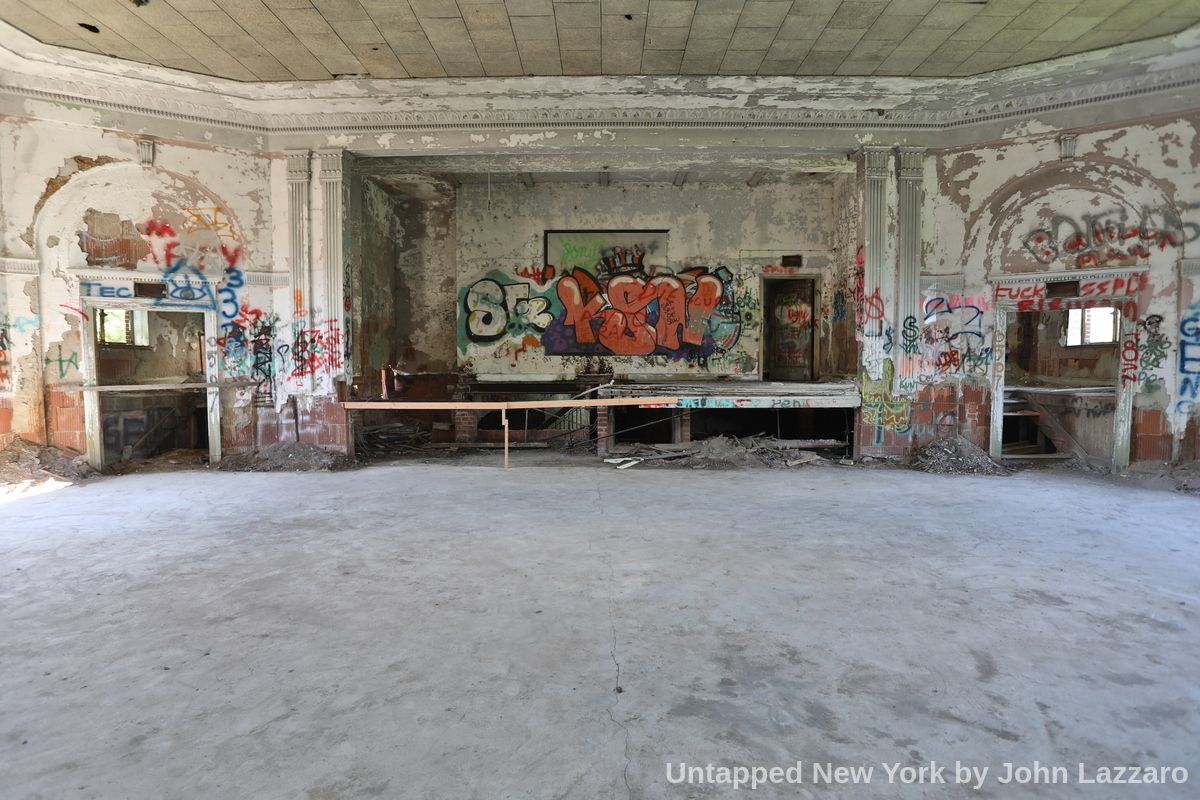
81,301 -> 222,469
763,278 -> 815,381
990,303 -> 1133,471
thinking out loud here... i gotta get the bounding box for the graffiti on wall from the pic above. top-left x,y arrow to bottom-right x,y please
995,279 -> 1142,321
1137,314 -> 1170,394
1021,205 -> 1199,269
862,359 -> 911,437
545,231 -> 667,272
460,247 -> 758,369
74,208 -> 345,404
1178,301 -> 1200,416
0,325 -> 10,391
44,343 -> 79,380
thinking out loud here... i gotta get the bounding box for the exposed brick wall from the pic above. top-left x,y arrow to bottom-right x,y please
0,398 -> 12,437
857,382 -> 990,461
46,388 -> 85,454
454,409 -> 478,443
1132,407 -> 1172,463
596,405 -> 613,456
232,397 -> 350,454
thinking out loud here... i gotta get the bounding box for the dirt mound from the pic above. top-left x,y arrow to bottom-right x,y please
911,436 -> 1008,476
0,437 -> 96,485
216,442 -> 350,472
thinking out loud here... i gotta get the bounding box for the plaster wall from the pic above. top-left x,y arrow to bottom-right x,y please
454,177 -> 854,380
887,110 -> 1200,461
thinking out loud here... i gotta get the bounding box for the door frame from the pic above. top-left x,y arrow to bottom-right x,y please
759,273 -> 822,382
80,296 -> 223,469
989,270 -> 1143,473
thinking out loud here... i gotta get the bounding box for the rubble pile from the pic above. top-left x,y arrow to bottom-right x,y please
911,436 -> 1009,476
612,435 -> 841,470
216,442 -> 349,472
0,437 -> 95,485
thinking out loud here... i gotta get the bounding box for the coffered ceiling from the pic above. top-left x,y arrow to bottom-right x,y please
1,0 -> 1196,82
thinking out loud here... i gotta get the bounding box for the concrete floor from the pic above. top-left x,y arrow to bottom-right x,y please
2,459 -> 1198,799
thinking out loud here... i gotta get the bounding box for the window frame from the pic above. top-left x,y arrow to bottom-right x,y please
96,308 -> 150,348
1065,306 -> 1119,347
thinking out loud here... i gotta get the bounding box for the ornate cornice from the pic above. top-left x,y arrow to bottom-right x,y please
68,267 -> 286,286
0,256 -> 38,274
0,22 -> 1197,143
989,266 -> 1150,286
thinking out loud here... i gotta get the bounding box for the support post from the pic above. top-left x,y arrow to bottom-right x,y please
502,408 -> 509,469
897,147 -> 925,388
861,146 -> 898,386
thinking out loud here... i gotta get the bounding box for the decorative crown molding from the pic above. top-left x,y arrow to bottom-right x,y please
989,266 -> 1150,286
0,21 -> 1197,144
69,267 -> 287,286
0,256 -> 38,274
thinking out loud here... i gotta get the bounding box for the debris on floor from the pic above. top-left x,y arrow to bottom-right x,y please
0,437 -> 95,485
216,442 -> 350,472
911,436 -> 1009,476
104,448 -> 209,475
358,421 -> 432,457
616,435 -> 839,470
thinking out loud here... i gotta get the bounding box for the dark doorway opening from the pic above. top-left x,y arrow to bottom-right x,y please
612,406 -> 677,445
763,278 -> 815,381
692,407 -> 852,446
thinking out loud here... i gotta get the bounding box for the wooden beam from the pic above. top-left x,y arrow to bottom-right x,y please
341,397 -> 679,411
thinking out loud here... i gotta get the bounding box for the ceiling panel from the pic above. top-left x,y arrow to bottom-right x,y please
2,0 -> 1195,81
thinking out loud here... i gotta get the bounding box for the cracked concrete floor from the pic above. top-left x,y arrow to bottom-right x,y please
2,460 -> 1198,799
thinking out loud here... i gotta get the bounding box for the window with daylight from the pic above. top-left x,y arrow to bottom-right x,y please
1065,307 -> 1118,346
96,308 -> 149,347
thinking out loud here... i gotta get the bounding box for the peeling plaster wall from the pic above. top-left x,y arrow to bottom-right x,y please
0,113 -> 280,450
97,310 -> 205,385
455,177 -> 849,380
391,177 -> 457,374
922,110 -> 1200,461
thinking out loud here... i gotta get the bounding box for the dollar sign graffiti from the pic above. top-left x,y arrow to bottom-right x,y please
901,315 -> 920,355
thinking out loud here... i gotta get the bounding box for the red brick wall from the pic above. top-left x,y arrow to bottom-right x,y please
857,382 -> 990,460
46,388 -> 85,454
223,397 -> 350,455
1132,407 -> 1173,463
0,397 -> 12,438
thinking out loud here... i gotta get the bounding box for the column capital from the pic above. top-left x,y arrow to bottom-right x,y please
316,149 -> 344,180
285,150 -> 310,181
862,146 -> 891,177
898,147 -> 926,180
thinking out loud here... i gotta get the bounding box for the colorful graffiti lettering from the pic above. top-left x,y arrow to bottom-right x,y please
218,304 -> 279,405
286,319 -> 343,379
1177,302 -> 1200,415
461,262 -> 749,364
1022,205 -> 1199,268
463,276 -> 555,342
861,359 -> 911,436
